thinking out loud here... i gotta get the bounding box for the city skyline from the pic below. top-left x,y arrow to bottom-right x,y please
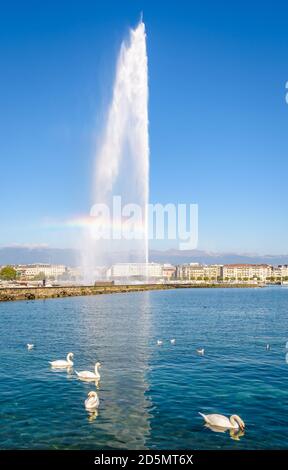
0,1 -> 287,254
1,260 -> 288,285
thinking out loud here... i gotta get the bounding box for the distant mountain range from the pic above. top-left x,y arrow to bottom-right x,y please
149,249 -> 288,265
0,246 -> 287,266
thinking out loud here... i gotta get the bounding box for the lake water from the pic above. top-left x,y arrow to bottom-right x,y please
0,287 -> 288,449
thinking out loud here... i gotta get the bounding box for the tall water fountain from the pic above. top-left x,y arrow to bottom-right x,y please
81,20 -> 149,282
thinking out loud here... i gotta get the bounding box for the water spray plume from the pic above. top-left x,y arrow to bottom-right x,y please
81,20 -> 149,282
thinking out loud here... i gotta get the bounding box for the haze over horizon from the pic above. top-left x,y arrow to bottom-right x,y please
0,1 -> 287,255
0,245 -> 287,268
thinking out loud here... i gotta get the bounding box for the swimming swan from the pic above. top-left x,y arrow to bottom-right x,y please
170,339 -> 176,344
196,348 -> 205,355
85,391 -> 99,411
199,412 -> 245,430
76,362 -> 101,380
157,340 -> 163,345
27,344 -> 34,350
49,352 -> 74,368
204,422 -> 245,440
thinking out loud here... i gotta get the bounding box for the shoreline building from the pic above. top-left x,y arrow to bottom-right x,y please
162,264 -> 176,280
16,264 -> 67,280
222,264 -> 272,281
107,263 -> 163,282
176,263 -> 223,281
272,265 -> 288,280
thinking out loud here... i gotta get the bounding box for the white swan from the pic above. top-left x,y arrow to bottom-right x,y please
76,362 -> 101,380
157,340 -> 163,345
85,391 -> 99,411
196,348 -> 205,355
170,339 -> 176,344
49,352 -> 74,368
204,422 -> 245,440
27,344 -> 34,350
199,412 -> 245,430
266,344 -> 270,350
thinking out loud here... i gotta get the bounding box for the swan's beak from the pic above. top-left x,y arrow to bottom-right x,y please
240,422 -> 245,430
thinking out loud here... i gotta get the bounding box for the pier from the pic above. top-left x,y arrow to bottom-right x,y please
0,283 -> 262,302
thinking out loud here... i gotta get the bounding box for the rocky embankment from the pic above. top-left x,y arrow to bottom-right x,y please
0,283 -> 262,302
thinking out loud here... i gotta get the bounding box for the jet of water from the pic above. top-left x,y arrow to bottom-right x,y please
81,20 -> 149,282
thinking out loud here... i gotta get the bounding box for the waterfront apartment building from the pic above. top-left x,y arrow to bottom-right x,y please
175,263 -> 288,282
16,264 -> 67,279
205,264 -> 223,279
271,265 -> 288,279
107,263 -> 163,281
176,263 -> 223,280
162,264 -> 176,279
222,264 -> 272,281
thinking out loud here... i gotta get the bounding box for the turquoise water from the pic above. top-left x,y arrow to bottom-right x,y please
0,287 -> 288,449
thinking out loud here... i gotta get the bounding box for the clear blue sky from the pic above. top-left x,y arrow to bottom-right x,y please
0,0 -> 287,254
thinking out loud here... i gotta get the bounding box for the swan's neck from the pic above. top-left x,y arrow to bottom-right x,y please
230,416 -> 240,429
67,355 -> 73,364
95,364 -> 100,377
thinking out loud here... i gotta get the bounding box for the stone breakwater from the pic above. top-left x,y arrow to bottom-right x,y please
0,283 -> 261,302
